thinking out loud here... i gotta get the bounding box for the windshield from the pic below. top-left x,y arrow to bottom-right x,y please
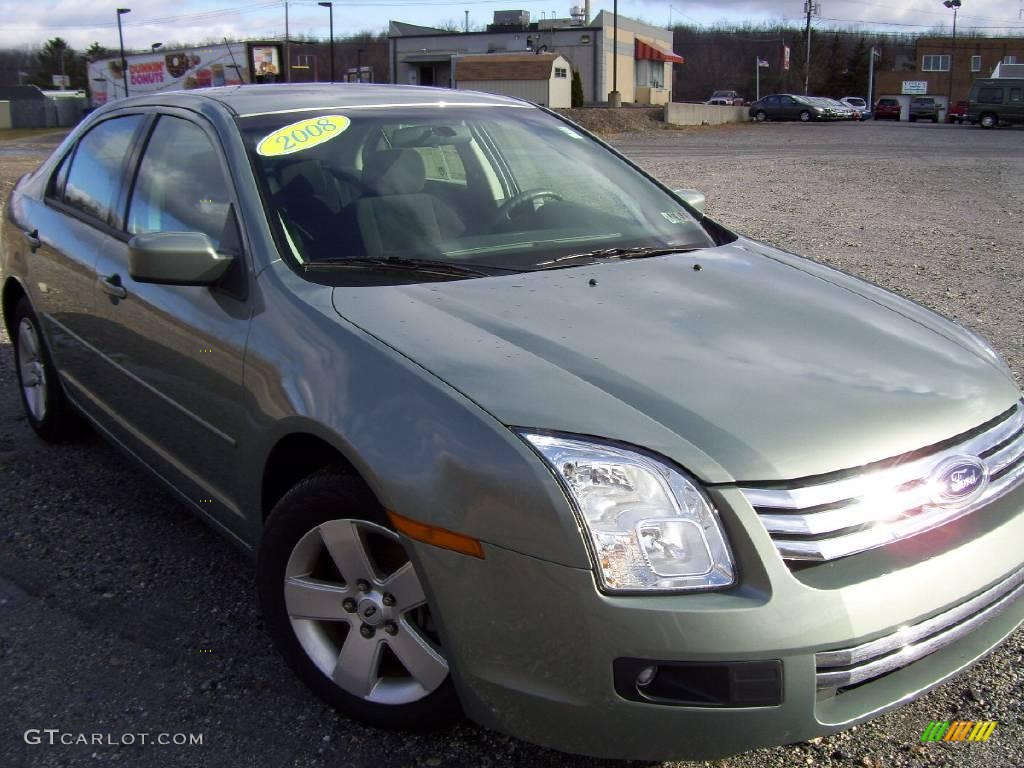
239,106 -> 714,275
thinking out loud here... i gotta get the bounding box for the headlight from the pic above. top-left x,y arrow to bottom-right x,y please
521,433 -> 735,593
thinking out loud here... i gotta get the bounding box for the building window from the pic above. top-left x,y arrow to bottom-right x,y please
971,55 -> 981,72
634,59 -> 664,89
922,54 -> 950,71
554,67 -> 568,78
1005,55 -> 1018,64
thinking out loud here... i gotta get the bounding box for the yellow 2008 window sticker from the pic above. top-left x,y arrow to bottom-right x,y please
256,115 -> 351,157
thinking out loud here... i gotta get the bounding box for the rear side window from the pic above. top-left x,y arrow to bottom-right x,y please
63,115 -> 144,222
127,115 -> 232,249
1010,88 -> 1022,103
978,87 -> 1004,104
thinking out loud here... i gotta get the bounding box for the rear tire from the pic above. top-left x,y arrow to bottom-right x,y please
11,296 -> 81,442
258,468 -> 461,730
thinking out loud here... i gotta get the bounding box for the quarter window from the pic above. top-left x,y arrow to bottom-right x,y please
128,116 -> 232,249
971,55 -> 981,72
63,115 -> 144,222
978,87 -> 1004,104
922,54 -> 950,71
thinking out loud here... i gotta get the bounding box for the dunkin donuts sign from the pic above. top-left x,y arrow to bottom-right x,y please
88,43 -> 250,105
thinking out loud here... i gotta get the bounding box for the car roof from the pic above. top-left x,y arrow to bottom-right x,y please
101,83 -> 529,118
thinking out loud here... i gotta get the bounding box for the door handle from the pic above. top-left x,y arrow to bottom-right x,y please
23,229 -> 41,251
98,273 -> 128,300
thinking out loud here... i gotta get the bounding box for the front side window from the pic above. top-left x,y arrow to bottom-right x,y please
240,106 -> 715,274
922,54 -> 950,71
63,115 -> 144,222
128,115 -> 232,249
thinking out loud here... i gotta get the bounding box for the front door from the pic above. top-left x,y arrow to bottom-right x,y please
89,111 -> 253,542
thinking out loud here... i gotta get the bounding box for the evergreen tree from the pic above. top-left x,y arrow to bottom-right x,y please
844,37 -> 869,98
35,37 -> 74,88
571,68 -> 584,107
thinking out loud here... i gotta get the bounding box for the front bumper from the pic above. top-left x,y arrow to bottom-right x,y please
410,483 -> 1024,761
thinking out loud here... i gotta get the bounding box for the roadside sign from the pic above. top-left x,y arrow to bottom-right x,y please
902,81 -> 928,95
51,74 -> 70,88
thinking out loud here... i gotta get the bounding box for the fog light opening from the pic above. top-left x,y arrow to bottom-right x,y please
636,665 -> 658,687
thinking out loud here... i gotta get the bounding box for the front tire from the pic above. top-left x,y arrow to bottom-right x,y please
799,110 -> 811,122
754,110 -> 767,122
11,296 -> 80,442
980,113 -> 998,129
258,468 -> 460,729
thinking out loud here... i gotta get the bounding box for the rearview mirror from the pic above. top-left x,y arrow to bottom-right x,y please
673,189 -> 706,215
128,232 -> 234,286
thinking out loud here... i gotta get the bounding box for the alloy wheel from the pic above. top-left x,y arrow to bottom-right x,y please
17,317 -> 47,422
283,518 -> 449,705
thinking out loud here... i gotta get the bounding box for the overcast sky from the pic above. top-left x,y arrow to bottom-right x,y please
2,0 -> 1022,51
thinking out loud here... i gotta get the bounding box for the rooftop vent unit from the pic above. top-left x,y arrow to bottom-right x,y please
490,10 -> 531,30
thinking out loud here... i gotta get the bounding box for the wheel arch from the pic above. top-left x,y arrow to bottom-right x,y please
260,431 -> 367,522
2,275 -> 28,337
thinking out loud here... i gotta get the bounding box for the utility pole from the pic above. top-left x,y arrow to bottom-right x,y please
117,8 -> 131,98
944,0 -> 961,112
867,46 -> 881,108
609,0 -> 620,106
285,1 -> 291,82
803,1 -> 819,96
318,2 -> 334,83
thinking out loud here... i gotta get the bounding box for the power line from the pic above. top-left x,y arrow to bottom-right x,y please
2,2 -> 284,31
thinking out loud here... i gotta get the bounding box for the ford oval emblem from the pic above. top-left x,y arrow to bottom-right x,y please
930,457 -> 988,506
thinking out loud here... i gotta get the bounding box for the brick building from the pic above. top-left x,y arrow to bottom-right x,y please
875,36 -> 1024,120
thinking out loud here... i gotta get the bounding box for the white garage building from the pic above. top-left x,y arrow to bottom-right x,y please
452,53 -> 572,108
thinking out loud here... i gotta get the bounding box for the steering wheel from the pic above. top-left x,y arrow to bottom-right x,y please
491,189 -> 564,225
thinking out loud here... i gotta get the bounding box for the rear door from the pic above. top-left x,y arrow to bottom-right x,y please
24,114 -> 146,409
89,110 -> 254,541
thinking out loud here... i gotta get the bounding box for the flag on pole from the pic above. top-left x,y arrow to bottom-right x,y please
757,58 -> 770,68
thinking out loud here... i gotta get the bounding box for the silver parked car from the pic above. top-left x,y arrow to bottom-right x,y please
3,85 -> 1023,761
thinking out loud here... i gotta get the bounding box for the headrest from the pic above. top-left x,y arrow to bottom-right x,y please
363,149 -> 426,196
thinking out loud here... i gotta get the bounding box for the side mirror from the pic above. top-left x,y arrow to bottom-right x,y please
128,231 -> 234,286
673,188 -> 706,216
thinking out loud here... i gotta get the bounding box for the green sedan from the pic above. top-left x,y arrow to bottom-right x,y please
2,84 -> 1022,761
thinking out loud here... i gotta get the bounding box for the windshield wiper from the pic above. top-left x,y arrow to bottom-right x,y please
529,246 -> 699,271
302,257 -> 507,278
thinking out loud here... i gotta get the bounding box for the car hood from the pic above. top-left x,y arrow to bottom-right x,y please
331,239 -> 1020,483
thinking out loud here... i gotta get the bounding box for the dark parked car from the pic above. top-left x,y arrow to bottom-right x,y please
968,77 -> 1024,128
874,98 -> 901,120
3,84 -> 1024,762
909,97 -> 940,123
749,93 -> 824,122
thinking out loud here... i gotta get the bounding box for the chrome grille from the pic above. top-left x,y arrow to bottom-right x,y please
740,401 -> 1024,561
816,565 -> 1024,689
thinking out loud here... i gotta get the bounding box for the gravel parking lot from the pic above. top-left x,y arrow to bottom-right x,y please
1,120 -> 1022,768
